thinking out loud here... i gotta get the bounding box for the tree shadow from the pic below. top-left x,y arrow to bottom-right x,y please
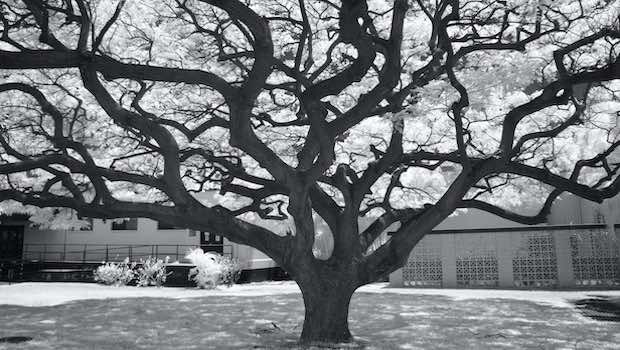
0,336 -> 33,344
573,296 -> 620,322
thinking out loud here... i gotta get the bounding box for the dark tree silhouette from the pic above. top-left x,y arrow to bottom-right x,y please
0,0 -> 619,344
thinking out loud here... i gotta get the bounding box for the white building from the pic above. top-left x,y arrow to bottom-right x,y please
1,193 -> 619,288
0,216 -> 276,272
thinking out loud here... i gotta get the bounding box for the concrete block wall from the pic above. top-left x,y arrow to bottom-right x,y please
392,226 -> 620,289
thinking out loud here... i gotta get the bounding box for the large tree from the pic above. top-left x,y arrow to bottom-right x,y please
1,0 -> 619,344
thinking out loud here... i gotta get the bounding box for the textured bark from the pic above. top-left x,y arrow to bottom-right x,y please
298,277 -> 357,344
0,1 -> 619,346
287,254 -> 361,345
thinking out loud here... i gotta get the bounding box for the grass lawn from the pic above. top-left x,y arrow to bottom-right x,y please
0,282 -> 619,349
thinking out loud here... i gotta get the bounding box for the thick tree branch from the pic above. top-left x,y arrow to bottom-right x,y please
79,65 -> 194,206
504,161 -> 618,203
500,29 -> 620,157
0,188 -> 289,265
0,51 -> 235,99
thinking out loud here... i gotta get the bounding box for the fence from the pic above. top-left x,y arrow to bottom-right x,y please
397,224 -> 620,289
21,243 -> 233,263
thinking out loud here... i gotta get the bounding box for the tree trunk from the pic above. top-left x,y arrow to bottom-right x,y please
297,277 -> 357,345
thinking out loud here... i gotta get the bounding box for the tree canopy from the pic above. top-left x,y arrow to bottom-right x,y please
1,0 -> 619,343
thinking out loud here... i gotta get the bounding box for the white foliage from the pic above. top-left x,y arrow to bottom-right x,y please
217,255 -> 243,287
185,248 -> 241,289
93,258 -> 136,286
0,0 -> 618,244
135,256 -> 170,287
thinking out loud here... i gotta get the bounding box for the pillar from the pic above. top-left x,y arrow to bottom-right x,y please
389,268 -> 403,287
441,234 -> 457,288
496,232 -> 515,288
554,230 -> 575,288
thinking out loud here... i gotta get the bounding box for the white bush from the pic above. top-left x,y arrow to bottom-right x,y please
94,258 -> 136,286
186,249 -> 221,289
135,256 -> 170,287
217,255 -> 242,286
185,249 -> 241,288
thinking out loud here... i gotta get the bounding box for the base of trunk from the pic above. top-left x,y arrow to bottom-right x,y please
298,281 -> 356,345
299,322 -> 353,345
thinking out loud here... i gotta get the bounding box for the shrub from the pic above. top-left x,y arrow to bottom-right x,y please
185,248 -> 241,288
135,256 -> 171,287
94,258 -> 136,286
186,249 -> 221,289
216,255 -> 242,286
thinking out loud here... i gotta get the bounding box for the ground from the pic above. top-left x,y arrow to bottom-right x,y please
1,282 -> 619,349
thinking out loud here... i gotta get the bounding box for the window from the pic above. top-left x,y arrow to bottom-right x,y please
200,232 -> 224,254
111,218 -> 138,230
157,221 -> 182,230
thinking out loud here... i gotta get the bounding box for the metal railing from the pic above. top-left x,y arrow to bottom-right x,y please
22,243 -> 233,263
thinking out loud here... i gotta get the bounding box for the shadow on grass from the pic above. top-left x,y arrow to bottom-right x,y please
1,292 -> 620,349
573,296 -> 620,322
0,336 -> 33,344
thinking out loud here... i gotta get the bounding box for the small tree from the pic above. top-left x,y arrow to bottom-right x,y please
94,258 -> 136,286
135,256 -> 170,287
0,0 -> 619,345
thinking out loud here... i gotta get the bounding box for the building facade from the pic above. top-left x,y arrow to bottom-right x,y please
0,216 -> 276,272
389,195 -> 620,288
1,193 -> 619,288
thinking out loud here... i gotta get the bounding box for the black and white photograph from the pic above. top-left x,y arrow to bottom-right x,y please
0,0 -> 619,348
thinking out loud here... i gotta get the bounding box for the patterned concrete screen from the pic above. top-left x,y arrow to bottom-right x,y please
401,225 -> 620,289
570,229 -> 620,287
455,233 -> 499,287
512,232 -> 558,288
402,236 -> 442,287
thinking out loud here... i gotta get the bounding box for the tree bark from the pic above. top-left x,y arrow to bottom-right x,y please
296,272 -> 358,345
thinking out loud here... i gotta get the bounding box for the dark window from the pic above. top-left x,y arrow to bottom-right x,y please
157,221 -> 182,230
0,226 -> 24,260
111,218 -> 138,230
200,232 -> 223,254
